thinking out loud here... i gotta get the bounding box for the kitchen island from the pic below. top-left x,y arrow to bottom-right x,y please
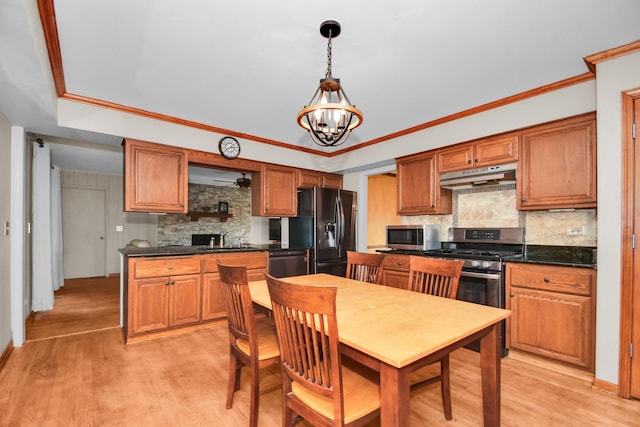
119,245 -> 273,343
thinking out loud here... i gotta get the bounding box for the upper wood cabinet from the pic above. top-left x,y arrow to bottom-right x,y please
517,113 -> 596,210
298,169 -> 343,189
396,151 -> 452,215
124,139 -> 188,213
252,164 -> 298,216
438,134 -> 519,173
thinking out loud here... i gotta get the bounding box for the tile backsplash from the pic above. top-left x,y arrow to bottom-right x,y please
403,184 -> 596,246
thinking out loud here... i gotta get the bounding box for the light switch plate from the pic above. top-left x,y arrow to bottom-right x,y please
115,225 -> 123,232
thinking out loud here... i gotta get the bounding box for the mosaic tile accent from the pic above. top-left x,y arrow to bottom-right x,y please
157,184 -> 252,247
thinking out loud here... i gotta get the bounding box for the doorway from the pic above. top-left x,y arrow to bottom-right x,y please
620,88 -> 640,398
367,173 -> 400,252
61,187 -> 107,278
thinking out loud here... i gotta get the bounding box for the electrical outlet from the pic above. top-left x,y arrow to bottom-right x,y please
115,225 -> 123,232
566,227 -> 585,236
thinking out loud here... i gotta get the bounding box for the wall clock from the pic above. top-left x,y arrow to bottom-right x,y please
218,136 -> 241,159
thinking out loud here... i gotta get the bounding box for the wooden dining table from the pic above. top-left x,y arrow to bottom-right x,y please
248,273 -> 510,427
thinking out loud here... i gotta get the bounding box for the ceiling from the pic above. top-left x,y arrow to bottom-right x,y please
1,1 -> 640,172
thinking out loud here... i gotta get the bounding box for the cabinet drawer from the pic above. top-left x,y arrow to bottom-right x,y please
507,264 -> 593,296
202,252 -> 269,273
382,254 -> 410,272
133,256 -> 201,278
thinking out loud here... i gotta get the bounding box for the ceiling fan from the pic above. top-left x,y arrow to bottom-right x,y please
236,173 -> 251,188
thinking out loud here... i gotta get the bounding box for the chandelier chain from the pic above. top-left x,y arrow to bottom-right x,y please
325,30 -> 333,78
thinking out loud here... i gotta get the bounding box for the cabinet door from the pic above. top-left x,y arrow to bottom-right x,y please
131,277 -> 170,334
298,170 -> 323,188
124,139 -> 188,213
168,274 -> 201,326
474,134 -> 518,167
508,287 -> 593,369
381,270 -> 409,289
397,152 -> 451,215
252,165 -> 297,216
321,173 -> 343,189
518,113 -> 596,210
438,144 -> 474,172
202,273 -> 226,321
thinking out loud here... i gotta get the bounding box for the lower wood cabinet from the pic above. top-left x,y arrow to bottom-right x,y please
381,254 -> 410,289
505,262 -> 596,371
125,251 -> 268,342
128,256 -> 202,336
201,251 -> 268,320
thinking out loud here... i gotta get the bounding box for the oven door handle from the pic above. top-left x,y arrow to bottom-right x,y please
460,271 -> 502,280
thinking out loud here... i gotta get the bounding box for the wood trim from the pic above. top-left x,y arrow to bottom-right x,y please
584,40 -> 640,74
39,1 -> 633,161
107,273 -> 120,279
61,93 -> 332,157
0,340 -> 14,373
36,0 -> 65,96
593,378 -> 618,394
618,87 -> 640,397
332,73 -> 595,156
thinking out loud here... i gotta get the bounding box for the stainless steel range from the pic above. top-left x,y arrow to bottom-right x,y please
423,227 -> 525,355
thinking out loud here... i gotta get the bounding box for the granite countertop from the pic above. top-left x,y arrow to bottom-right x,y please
504,245 -> 597,269
119,243 -> 309,257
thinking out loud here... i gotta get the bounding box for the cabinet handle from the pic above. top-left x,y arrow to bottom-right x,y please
521,198 -> 526,202
467,160 -> 472,164
431,204 -> 435,208
474,159 -> 479,163
543,277 -> 550,283
168,265 -> 173,270
510,292 -> 514,297
170,280 -> 175,285
165,280 -> 170,286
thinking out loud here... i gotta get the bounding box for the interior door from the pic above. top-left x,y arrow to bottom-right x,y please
631,97 -> 640,399
62,187 -> 107,278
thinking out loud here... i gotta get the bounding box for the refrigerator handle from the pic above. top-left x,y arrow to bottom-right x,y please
336,195 -> 345,251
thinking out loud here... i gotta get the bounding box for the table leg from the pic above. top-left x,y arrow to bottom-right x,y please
480,322 -> 501,427
379,363 -> 410,427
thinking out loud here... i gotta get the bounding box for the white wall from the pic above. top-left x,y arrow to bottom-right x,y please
0,112 -> 12,352
594,51 -> 640,384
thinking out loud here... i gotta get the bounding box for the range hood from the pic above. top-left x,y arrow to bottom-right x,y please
439,163 -> 517,189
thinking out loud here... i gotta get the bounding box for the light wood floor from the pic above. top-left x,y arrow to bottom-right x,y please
3,279 -> 639,426
26,276 -> 120,341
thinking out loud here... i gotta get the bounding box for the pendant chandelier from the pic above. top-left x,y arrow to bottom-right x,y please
297,20 -> 363,147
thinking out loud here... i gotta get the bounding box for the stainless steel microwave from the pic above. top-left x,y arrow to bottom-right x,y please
386,224 -> 441,251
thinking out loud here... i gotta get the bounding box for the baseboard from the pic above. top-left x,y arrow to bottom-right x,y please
0,339 -> 14,372
107,273 -> 120,278
592,378 -> 618,394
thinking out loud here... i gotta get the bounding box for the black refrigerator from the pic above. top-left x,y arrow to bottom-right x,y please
289,187 -> 356,277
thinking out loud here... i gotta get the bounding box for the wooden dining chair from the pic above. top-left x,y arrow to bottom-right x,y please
345,251 -> 385,284
407,255 -> 464,421
265,273 -> 380,426
217,261 -> 281,427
